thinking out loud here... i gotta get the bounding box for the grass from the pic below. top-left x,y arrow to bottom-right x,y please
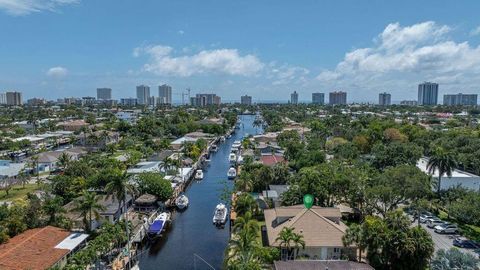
0,183 -> 40,202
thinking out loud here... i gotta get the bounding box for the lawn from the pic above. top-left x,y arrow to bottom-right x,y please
0,183 -> 40,202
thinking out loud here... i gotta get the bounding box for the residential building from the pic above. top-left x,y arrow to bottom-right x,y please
190,93 -> 221,106
148,96 -> 157,107
0,93 -> 6,105
6,91 -> 22,106
312,92 -> 325,104
27,98 -> 46,106
120,98 -> 138,106
32,147 -> 87,173
443,93 -> 478,106
400,100 -> 418,106
96,87 -> 112,100
57,120 -> 88,132
136,85 -> 150,105
378,92 -> 391,106
418,82 -> 439,105
81,96 -> 96,106
329,91 -> 347,105
0,160 -> 25,179
0,226 -> 88,270
290,91 -> 298,104
264,205 -> 356,260
64,195 -> 133,231
158,84 -> 173,104
241,95 -> 252,105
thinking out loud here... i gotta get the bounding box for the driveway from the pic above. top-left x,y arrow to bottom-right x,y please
418,222 -> 478,257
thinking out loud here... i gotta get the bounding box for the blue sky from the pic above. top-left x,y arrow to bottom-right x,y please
1,0 -> 480,103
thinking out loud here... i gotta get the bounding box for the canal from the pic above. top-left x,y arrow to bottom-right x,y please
138,114 -> 260,270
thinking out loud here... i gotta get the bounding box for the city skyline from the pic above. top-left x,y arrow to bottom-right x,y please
1,1 -> 480,101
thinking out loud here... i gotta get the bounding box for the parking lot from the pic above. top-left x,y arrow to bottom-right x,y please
410,216 -> 479,257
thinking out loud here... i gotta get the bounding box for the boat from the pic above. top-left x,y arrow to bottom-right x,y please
195,169 -> 204,180
212,203 -> 228,225
176,193 -> 189,209
210,145 -> 218,152
148,212 -> 170,237
236,155 -> 244,165
220,136 -> 226,142
227,167 -> 237,179
229,153 -> 237,164
227,134 -> 232,139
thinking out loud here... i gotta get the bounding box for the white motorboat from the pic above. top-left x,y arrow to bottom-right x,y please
148,212 -> 170,236
228,153 -> 237,164
176,194 -> 189,210
195,169 -> 204,180
220,136 -> 226,142
213,203 -> 228,225
210,145 -> 218,152
227,167 -> 237,179
232,140 -> 242,149
236,155 -> 244,165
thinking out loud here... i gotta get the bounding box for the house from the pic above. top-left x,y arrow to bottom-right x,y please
64,194 -> 133,231
253,132 -> 278,144
263,185 -> 289,207
32,147 -> 87,172
170,136 -> 198,150
126,161 -> 163,174
57,120 -> 89,132
264,205 -> 356,260
0,160 -> 25,179
184,131 -> 215,140
260,154 -> 286,167
257,142 -> 284,155
0,226 -> 88,270
76,130 -> 120,148
274,260 -> 374,270
197,117 -> 224,125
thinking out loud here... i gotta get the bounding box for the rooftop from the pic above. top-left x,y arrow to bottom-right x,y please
274,260 -> 374,270
417,157 -> 478,178
0,226 -> 81,270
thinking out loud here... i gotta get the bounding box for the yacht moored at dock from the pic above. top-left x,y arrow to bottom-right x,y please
148,212 -> 170,237
227,167 -> 237,179
175,193 -> 189,210
195,169 -> 204,180
212,203 -> 228,225
228,153 -> 237,164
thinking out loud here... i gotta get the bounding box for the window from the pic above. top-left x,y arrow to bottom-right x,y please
333,248 -> 340,253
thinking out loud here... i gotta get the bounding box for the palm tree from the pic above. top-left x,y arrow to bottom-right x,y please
58,152 -> 72,171
43,196 -> 65,225
343,223 -> 365,262
275,227 -> 295,260
234,193 -> 258,216
72,190 -> 106,232
233,211 -> 259,235
291,232 -> 305,259
105,171 -> 135,211
235,174 -> 253,192
30,155 -> 40,185
427,148 -> 458,195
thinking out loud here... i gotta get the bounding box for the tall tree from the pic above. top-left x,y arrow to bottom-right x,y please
72,190 -> 106,232
427,147 -> 458,195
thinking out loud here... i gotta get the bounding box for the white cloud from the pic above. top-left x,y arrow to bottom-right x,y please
134,44 -> 264,77
177,30 -> 185,35
46,66 -> 68,78
0,0 -> 79,16
470,26 -> 480,36
316,21 -> 480,91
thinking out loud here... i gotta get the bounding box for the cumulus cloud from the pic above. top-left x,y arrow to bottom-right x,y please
0,0 -> 79,16
46,66 -> 68,78
134,44 -> 264,77
470,26 -> 480,36
316,21 -> 480,95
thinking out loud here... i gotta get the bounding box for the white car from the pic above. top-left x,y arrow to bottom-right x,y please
419,215 -> 434,223
434,223 -> 459,234
427,219 -> 444,229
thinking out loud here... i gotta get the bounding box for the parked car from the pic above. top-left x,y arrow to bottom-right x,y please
420,214 -> 435,223
434,223 -> 459,234
453,237 -> 480,249
427,219 -> 445,229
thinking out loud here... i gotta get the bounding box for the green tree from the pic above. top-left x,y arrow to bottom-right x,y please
43,196 -> 65,225
427,147 -> 458,195
431,248 -> 479,270
137,173 -> 173,201
72,190 -> 106,232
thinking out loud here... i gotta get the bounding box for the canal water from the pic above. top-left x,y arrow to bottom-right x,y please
138,114 -> 260,270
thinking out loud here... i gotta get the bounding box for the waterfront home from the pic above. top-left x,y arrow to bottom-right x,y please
126,161 -> 163,174
184,131 -> 215,140
57,119 -> 89,132
64,194 -> 133,231
260,154 -> 286,167
0,226 -> 88,270
262,185 -> 289,207
31,147 -> 87,173
170,136 -> 197,150
274,260 -> 373,270
263,205 -> 356,260
417,157 -> 480,191
134,194 -> 158,212
253,132 -> 278,144
257,142 -> 284,155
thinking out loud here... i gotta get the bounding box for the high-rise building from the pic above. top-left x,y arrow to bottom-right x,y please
136,85 -> 150,105
378,92 -> 391,106
158,84 -> 172,104
418,82 -> 438,105
190,93 -> 221,106
290,91 -> 298,104
5,91 -> 22,106
82,97 -> 96,106
329,91 -> 347,105
0,93 -> 6,105
241,95 -> 252,105
312,93 -> 325,105
27,98 -> 46,106
400,100 -> 418,106
120,98 -> 138,106
443,93 -> 478,106
97,88 -> 112,100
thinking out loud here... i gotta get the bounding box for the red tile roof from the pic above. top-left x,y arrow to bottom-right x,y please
260,155 -> 285,166
0,226 -> 71,270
